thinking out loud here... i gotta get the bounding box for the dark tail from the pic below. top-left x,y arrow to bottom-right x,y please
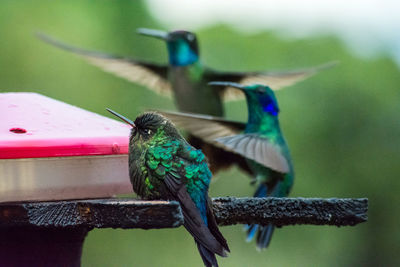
245,183 -> 276,250
255,225 -> 275,250
194,197 -> 229,267
197,242 -> 219,267
181,196 -> 228,267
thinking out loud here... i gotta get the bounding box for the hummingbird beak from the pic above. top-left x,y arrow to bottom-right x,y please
208,81 -> 246,91
137,28 -> 168,40
106,108 -> 136,128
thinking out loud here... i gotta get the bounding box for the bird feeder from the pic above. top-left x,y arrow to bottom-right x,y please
0,92 -> 132,202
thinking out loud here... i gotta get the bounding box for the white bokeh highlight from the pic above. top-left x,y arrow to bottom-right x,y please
145,0 -> 400,65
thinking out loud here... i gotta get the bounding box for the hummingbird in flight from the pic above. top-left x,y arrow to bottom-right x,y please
159,82 -> 294,250
37,28 -> 337,116
106,108 -> 229,267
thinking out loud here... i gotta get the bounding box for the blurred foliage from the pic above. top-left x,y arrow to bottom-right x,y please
1,0 -> 399,266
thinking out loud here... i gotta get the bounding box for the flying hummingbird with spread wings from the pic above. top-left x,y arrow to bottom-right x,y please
37,28 -> 337,117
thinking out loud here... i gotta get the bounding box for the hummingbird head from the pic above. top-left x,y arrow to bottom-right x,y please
106,109 -> 182,145
137,28 -> 199,66
208,82 -> 280,116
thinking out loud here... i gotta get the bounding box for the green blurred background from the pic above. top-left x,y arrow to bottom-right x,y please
1,0 -> 399,266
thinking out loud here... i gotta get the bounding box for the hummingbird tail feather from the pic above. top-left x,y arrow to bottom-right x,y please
254,183 -> 268,198
246,184 -> 276,249
245,224 -> 259,242
245,184 -> 268,242
205,197 -> 230,254
166,178 -> 228,265
197,242 -> 218,267
256,224 -> 275,250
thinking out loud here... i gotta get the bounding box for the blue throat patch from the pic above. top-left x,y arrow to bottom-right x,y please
167,40 -> 198,66
261,96 -> 279,116
263,102 -> 278,116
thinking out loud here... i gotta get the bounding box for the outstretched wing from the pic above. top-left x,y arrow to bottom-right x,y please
36,32 -> 172,96
159,110 -> 246,145
158,111 -> 252,175
159,110 -> 252,175
205,61 -> 338,101
216,134 -> 290,173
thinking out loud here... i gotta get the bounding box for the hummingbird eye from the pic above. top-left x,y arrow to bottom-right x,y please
187,34 -> 194,41
257,87 -> 266,94
144,129 -> 152,135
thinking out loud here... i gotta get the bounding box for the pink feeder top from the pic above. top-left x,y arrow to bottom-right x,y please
0,92 -> 131,159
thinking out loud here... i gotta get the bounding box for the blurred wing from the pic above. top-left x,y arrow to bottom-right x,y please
157,110 -> 252,175
36,32 -> 172,97
163,173 -> 227,256
216,134 -> 290,173
205,61 -> 338,101
158,110 -> 246,145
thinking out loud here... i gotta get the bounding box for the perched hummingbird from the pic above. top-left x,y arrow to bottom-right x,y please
106,109 -> 229,267
37,29 -> 337,116
159,82 -> 294,250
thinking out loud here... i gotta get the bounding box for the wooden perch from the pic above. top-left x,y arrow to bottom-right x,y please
0,197 -> 367,266
212,197 -> 368,227
0,197 -> 367,229
0,199 -> 183,229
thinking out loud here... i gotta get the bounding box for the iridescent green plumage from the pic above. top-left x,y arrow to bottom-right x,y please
131,126 -> 211,211
233,84 -> 294,249
108,110 -> 229,267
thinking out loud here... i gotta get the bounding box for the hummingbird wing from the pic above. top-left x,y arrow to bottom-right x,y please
215,134 -> 290,173
144,141 -> 229,258
158,111 -> 253,175
36,32 -> 172,97
204,61 -> 338,101
158,110 -> 245,145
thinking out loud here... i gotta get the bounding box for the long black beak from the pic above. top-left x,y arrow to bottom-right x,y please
208,81 -> 246,90
137,28 -> 168,40
106,108 -> 136,128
